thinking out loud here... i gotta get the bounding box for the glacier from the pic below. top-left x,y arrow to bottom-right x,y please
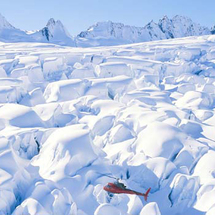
0,34 -> 215,214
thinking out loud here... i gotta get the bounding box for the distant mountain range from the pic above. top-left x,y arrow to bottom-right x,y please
0,13 -> 213,47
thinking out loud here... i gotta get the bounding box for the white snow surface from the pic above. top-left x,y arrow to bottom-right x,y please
0,35 -> 215,215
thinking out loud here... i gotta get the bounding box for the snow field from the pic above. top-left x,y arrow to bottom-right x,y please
0,35 -> 215,214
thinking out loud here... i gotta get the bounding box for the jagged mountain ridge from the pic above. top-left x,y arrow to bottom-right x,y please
76,15 -> 211,46
0,13 -> 213,46
158,15 -> 210,39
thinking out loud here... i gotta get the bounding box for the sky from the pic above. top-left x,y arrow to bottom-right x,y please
1,0 -> 215,35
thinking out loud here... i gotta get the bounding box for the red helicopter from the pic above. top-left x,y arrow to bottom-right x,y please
103,181 -> 151,201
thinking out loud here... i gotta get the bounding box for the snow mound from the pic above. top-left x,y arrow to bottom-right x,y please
32,124 -> 97,178
140,202 -> 161,215
135,121 -> 184,160
0,104 -> 44,128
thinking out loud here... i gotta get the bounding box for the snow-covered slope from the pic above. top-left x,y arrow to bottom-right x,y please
0,13 -> 14,29
1,35 -> 215,214
0,13 -> 33,42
